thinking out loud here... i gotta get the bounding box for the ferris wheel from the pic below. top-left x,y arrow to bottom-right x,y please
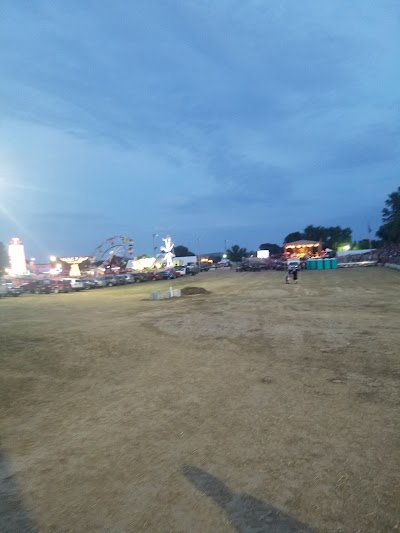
92,235 -> 134,267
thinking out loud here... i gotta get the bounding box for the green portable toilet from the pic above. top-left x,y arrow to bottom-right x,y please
316,259 -> 324,270
323,258 -> 331,269
330,258 -> 338,269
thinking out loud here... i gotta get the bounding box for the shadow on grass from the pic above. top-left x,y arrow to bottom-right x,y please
0,445 -> 37,532
182,465 -> 314,532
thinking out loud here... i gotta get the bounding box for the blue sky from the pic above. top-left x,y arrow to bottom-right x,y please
0,0 -> 399,260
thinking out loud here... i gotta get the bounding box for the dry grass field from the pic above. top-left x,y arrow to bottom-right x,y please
0,268 -> 399,532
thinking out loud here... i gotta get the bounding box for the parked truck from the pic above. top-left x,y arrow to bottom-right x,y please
237,257 -> 268,272
287,258 -> 301,271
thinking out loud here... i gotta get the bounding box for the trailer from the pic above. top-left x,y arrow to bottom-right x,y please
174,256 -> 198,267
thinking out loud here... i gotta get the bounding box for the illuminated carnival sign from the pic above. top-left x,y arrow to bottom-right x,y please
160,235 -> 175,268
59,257 -> 89,277
8,237 -> 27,276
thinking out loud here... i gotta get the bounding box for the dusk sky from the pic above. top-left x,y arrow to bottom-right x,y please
1,0 -> 399,260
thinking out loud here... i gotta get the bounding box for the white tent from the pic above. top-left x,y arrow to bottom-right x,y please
336,249 -> 374,257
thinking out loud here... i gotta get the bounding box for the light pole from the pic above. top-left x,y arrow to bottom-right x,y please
152,233 -> 158,257
224,240 -> 228,254
368,223 -> 372,249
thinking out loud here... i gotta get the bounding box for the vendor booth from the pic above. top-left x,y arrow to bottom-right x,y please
284,239 -> 322,258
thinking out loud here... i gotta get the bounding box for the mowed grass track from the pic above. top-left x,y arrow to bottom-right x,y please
0,268 -> 399,532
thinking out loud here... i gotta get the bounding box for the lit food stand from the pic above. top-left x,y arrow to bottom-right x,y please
284,239 -> 321,258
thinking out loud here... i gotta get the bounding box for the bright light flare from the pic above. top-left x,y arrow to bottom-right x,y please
8,237 -> 27,276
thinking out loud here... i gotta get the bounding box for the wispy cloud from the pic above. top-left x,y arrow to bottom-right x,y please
30,211 -> 108,222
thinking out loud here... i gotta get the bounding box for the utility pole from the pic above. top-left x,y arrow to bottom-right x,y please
152,233 -> 158,257
368,223 -> 372,249
224,239 -> 228,253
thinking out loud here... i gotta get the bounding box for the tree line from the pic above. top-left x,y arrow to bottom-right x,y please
1,187 -> 399,274
281,186 -> 400,249
235,186 -> 400,260
282,225 -> 352,250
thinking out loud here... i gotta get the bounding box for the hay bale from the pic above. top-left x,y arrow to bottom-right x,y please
181,286 -> 209,296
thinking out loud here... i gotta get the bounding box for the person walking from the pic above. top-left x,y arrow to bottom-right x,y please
292,266 -> 299,284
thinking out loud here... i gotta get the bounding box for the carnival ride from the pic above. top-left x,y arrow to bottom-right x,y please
92,236 -> 134,269
160,235 -> 175,268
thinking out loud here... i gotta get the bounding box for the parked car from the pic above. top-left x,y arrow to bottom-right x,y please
161,268 -> 180,279
272,261 -> 285,271
20,279 -> 47,294
52,279 -> 72,293
82,278 -> 98,289
65,278 -> 87,291
131,272 -> 148,283
118,274 -> 134,284
19,280 -> 34,293
240,260 -> 262,272
147,271 -> 163,281
186,264 -> 199,276
115,275 -> 127,285
173,266 -> 186,277
92,278 -> 107,288
27,279 -> 54,294
0,281 -> 22,297
103,275 -> 119,287
0,281 -> 7,298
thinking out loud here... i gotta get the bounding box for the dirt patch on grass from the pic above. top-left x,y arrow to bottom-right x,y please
181,286 -> 210,296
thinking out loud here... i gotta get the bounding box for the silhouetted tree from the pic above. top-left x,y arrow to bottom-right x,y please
227,244 -> 247,262
328,227 -> 352,250
376,186 -> 400,243
354,239 -> 382,250
0,242 -> 9,275
259,243 -> 283,255
284,232 -> 303,243
303,225 -> 352,250
284,226 -> 352,250
174,245 -> 195,257
303,225 -> 323,242
209,253 -> 222,263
